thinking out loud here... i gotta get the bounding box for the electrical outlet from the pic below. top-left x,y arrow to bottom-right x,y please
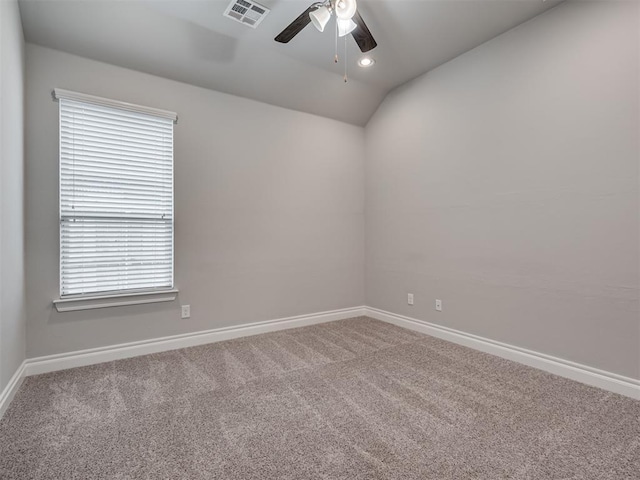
435,299 -> 442,312
181,305 -> 191,319
408,293 -> 414,305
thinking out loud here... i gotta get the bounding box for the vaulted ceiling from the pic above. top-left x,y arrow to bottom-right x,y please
18,0 -> 563,125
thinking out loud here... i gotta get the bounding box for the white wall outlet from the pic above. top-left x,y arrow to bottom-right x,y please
435,299 -> 442,312
408,293 -> 414,305
181,305 -> 191,319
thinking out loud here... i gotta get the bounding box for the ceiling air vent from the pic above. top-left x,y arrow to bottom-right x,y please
223,0 -> 270,28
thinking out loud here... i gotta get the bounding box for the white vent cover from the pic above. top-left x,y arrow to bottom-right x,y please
223,0 -> 270,28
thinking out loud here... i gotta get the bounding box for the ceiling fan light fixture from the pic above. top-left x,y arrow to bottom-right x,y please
335,0 -> 357,20
337,18 -> 357,37
309,5 -> 331,32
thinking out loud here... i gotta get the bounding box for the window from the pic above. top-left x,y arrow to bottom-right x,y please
56,89 -> 176,298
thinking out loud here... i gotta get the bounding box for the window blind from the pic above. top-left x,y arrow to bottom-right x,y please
59,96 -> 174,297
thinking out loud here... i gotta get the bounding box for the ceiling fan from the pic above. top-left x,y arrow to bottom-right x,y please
275,0 -> 377,53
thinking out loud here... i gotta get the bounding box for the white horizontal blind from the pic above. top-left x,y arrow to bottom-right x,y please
59,97 -> 174,297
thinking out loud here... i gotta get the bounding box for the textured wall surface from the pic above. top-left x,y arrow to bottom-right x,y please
365,0 -> 639,378
0,0 -> 26,392
25,45 -> 364,357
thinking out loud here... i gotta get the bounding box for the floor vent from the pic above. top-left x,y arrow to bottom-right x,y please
223,0 -> 270,28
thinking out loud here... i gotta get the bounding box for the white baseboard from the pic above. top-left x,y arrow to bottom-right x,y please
4,304 -> 636,420
24,306 -> 366,377
0,361 -> 26,419
366,307 -> 640,400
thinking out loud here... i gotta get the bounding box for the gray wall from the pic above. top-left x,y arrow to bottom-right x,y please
0,0 -> 26,391
25,44 -> 365,358
365,0 -> 639,379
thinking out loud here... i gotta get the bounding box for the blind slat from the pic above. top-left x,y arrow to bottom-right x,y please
61,149 -> 173,168
61,132 -> 171,148
60,115 -> 173,135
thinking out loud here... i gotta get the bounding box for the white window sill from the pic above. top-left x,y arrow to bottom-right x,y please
53,289 -> 179,312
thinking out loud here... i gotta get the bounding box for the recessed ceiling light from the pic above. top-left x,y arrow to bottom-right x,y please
358,57 -> 375,68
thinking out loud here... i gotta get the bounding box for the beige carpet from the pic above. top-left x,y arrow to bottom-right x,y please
1,317 -> 638,479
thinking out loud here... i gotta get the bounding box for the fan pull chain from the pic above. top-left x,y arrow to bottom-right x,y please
344,34 -> 348,82
334,18 -> 338,63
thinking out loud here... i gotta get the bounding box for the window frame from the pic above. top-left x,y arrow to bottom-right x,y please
52,89 -> 178,310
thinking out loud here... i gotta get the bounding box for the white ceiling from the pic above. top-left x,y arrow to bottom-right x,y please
18,0 -> 563,125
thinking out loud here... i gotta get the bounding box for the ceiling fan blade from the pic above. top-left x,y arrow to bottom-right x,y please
275,5 -> 316,43
351,10 -> 377,53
